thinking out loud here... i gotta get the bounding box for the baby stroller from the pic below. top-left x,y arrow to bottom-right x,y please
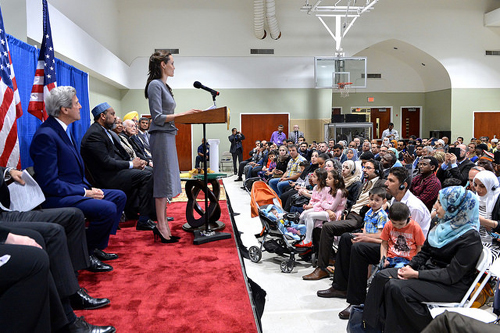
249,181 -> 308,273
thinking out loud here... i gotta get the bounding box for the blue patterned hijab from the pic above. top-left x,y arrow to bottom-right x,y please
428,186 -> 479,248
346,148 -> 358,161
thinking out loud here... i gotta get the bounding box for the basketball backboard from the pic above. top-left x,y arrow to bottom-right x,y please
314,57 -> 367,89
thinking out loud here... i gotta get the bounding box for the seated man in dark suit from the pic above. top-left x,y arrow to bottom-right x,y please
136,116 -> 151,152
0,168 -> 112,313
121,119 -> 153,166
80,102 -> 157,230
30,86 -> 127,270
436,143 -> 475,186
0,167 -> 113,277
132,117 -> 153,159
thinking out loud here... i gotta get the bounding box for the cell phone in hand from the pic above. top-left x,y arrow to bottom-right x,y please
449,147 -> 461,157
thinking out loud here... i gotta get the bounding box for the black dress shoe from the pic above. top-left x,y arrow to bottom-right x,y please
317,286 -> 347,298
167,217 -> 174,221
338,305 -> 353,320
70,288 -> 110,310
68,316 -> 116,333
93,249 -> 118,261
233,212 -> 240,216
86,255 -> 113,272
136,219 -> 156,231
234,177 -> 243,181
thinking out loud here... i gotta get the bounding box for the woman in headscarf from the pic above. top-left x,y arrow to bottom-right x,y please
341,160 -> 362,211
346,148 -> 358,161
473,170 -> 500,260
362,186 -> 482,333
388,147 -> 403,167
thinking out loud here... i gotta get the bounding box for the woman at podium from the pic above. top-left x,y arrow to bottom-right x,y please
145,51 -> 202,243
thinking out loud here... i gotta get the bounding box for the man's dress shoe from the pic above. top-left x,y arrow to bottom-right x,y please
68,316 -> 116,333
316,286 -> 347,298
70,288 -> 110,310
338,305 -> 353,320
302,267 -> 329,280
93,249 -> 118,261
86,255 -> 113,272
136,219 -> 156,231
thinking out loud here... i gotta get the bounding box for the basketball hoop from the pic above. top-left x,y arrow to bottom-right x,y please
336,82 -> 353,98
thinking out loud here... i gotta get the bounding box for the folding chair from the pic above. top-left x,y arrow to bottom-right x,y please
425,247 -> 492,310
428,251 -> 500,323
220,151 -> 233,172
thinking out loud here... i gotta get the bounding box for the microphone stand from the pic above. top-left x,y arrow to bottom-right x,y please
201,94 -> 217,235
193,93 -> 231,244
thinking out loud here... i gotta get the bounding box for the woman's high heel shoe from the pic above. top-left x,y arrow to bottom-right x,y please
153,227 -> 178,243
170,235 -> 181,240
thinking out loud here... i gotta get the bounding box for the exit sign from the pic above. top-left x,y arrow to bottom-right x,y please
367,97 -> 375,103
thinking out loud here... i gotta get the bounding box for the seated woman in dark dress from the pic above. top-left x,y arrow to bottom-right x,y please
363,185 -> 482,333
272,145 -> 290,178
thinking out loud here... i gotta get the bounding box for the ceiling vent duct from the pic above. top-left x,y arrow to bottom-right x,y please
266,0 -> 281,40
254,0 -> 266,39
254,0 -> 281,40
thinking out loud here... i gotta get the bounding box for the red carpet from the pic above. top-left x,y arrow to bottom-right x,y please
76,201 -> 257,332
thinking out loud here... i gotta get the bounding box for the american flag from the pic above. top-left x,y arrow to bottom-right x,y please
0,7 -> 23,169
28,0 -> 56,122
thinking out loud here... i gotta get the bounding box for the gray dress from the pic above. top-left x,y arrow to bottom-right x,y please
147,79 -> 182,199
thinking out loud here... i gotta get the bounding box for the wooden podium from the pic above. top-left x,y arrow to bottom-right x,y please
176,107 -> 231,245
176,106 -> 228,125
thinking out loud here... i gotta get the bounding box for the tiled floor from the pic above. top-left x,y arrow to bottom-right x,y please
223,175 -> 349,333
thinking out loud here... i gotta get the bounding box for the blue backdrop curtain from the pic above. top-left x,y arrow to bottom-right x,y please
7,34 -> 90,168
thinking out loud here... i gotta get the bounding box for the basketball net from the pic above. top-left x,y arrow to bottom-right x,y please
337,82 -> 352,98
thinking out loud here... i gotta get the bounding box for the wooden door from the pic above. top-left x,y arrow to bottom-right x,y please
176,123 -> 192,171
241,114 -> 289,157
401,107 -> 420,139
370,108 -> 391,140
474,112 -> 500,141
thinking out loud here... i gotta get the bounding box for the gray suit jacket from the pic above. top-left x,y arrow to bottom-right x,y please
289,130 -> 304,143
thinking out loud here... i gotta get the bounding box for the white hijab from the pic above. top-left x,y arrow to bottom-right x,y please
474,170 -> 500,218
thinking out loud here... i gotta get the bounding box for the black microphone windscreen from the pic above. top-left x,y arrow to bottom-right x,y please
193,81 -> 202,89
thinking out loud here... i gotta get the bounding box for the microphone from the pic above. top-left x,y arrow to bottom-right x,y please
193,81 -> 220,96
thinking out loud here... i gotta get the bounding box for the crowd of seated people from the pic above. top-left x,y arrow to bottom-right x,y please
239,128 -> 500,331
8,99 -> 500,331
28,111 -> 500,330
